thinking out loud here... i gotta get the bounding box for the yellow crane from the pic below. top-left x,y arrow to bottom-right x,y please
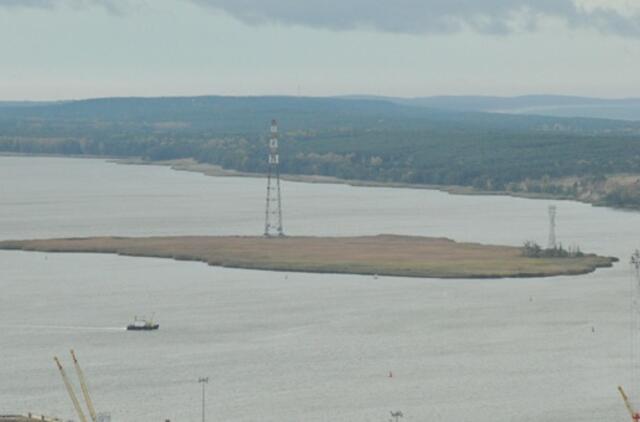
70,350 -> 98,422
54,357 -> 88,422
618,386 -> 640,422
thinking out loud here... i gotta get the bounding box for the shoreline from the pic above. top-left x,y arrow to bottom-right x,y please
113,157 -> 580,202
0,235 -> 618,280
111,159 -> 640,212
2,153 -> 635,210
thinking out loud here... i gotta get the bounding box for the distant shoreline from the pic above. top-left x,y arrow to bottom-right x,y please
0,235 -> 618,279
109,159 -> 640,212
0,153 -> 632,210
113,157 -> 574,202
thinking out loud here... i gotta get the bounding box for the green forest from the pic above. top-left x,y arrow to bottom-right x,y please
1,96 -> 640,207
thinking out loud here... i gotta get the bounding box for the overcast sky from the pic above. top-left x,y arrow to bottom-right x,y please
1,0 -> 639,100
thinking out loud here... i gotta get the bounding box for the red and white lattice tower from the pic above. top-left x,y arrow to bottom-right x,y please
264,119 -> 284,237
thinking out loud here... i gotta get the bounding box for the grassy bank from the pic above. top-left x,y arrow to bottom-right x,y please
0,235 -> 617,279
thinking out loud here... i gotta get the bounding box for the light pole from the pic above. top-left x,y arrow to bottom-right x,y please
198,377 -> 209,422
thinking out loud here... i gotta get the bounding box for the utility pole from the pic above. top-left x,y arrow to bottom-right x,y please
198,377 -> 209,422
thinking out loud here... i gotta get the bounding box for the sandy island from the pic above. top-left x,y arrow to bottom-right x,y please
0,235 -> 617,279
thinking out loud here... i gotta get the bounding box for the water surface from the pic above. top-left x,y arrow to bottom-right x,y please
0,156 -> 636,421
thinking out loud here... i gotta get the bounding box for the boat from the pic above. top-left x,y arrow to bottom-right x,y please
126,315 -> 159,331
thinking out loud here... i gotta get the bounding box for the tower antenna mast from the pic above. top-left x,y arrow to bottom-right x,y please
264,119 -> 284,237
547,205 -> 557,249
621,251 -> 640,421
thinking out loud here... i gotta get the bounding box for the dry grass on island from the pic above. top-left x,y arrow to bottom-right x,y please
0,235 -> 617,279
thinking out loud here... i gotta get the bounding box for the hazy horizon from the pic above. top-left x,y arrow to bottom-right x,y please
1,0 -> 640,101
2,93 -> 640,104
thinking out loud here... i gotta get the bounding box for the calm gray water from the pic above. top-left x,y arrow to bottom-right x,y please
0,156 -> 638,422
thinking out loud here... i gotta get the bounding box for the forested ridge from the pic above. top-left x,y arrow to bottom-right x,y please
2,95 -> 640,207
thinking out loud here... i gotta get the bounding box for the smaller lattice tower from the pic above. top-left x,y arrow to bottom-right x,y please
547,205 -> 557,249
623,251 -> 640,418
264,119 -> 284,237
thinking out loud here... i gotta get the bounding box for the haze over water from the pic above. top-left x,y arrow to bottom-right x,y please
0,156 -> 636,421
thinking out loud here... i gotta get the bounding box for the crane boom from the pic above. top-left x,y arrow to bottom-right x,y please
618,386 -> 640,421
71,350 -> 98,422
54,357 -> 88,422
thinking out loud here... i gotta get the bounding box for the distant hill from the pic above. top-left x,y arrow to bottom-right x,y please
343,95 -> 640,121
1,95 -> 638,136
0,101 -> 55,108
5,95 -> 640,121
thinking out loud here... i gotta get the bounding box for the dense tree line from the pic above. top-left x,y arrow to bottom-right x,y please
1,96 -> 640,207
